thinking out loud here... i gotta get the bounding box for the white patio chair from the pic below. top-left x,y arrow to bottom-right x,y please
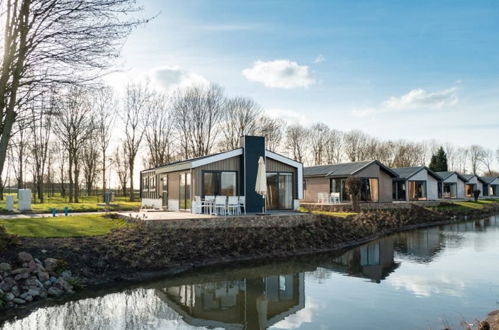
317,192 -> 328,204
330,192 -> 340,204
204,195 -> 215,214
239,196 -> 246,214
193,196 -> 203,214
227,196 -> 240,215
215,196 -> 228,216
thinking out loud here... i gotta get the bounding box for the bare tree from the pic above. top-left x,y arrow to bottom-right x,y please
121,82 -> 149,201
171,84 -> 225,159
8,123 -> 29,190
113,144 -> 129,197
52,141 -> 67,197
309,123 -> 330,165
285,124 -> 309,164
220,97 -> 262,151
29,89 -> 54,202
82,134 -> 100,196
53,87 -> 95,202
469,145 -> 485,175
94,87 -> 115,193
0,0 -> 145,189
143,93 -> 175,168
481,149 -> 495,176
257,115 -> 285,152
343,130 -> 369,162
324,129 -> 343,164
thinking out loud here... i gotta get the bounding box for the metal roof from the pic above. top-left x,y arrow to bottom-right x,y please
479,176 -> 499,184
391,166 -> 441,181
304,160 -> 398,178
435,171 -> 468,182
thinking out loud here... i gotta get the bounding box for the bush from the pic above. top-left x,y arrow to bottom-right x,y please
0,225 -> 18,251
54,259 -> 70,275
345,177 -> 362,212
67,277 -> 86,290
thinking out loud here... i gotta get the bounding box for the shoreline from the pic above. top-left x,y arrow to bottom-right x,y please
0,204 -> 498,321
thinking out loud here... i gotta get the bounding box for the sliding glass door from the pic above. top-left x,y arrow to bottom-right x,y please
266,172 -> 293,210
443,183 -> 457,198
179,173 -> 191,210
332,177 -> 378,202
408,181 -> 426,201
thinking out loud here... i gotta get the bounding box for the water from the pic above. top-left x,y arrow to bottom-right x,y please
2,215 -> 499,330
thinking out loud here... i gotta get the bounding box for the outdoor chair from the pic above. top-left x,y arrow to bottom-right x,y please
227,196 -> 240,215
330,192 -> 340,204
204,195 -> 216,214
317,192 -> 329,204
214,196 -> 228,216
239,196 -> 246,214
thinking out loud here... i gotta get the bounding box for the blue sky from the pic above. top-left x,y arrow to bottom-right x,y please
107,0 -> 499,150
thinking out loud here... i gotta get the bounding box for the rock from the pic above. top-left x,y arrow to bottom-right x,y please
49,276 -> 57,284
0,277 -> 16,292
11,286 -> 20,297
19,292 -> 33,302
27,260 -> 37,271
5,293 -> 14,301
43,280 -> 51,287
47,286 -> 64,297
41,249 -> 47,254
44,258 -> 58,273
10,268 -> 29,275
37,271 -> 50,282
12,297 -> 26,304
34,258 -> 43,265
61,270 -> 72,279
18,252 -> 34,263
13,269 -> 30,281
0,263 -> 11,273
27,288 -> 41,297
55,278 -> 73,293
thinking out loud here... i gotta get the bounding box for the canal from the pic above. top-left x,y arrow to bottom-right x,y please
2,215 -> 498,329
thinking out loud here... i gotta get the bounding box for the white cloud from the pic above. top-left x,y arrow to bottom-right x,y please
150,66 -> 209,91
313,54 -> 326,64
273,299 -> 318,329
242,59 -> 315,88
351,86 -> 459,118
265,108 -> 312,125
383,87 -> 458,110
387,274 -> 465,297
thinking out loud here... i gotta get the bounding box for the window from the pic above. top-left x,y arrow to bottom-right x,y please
267,172 -> 293,210
179,173 -> 191,209
408,181 -> 426,201
202,171 -> 237,197
465,184 -> 475,197
331,177 -> 378,202
443,183 -> 457,198
143,175 -> 149,191
150,175 -> 156,191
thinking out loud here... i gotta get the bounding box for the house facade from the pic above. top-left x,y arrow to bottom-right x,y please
435,171 -> 466,199
140,136 -> 303,213
303,160 -> 397,203
392,166 -> 440,201
479,176 -> 499,197
462,174 -> 483,198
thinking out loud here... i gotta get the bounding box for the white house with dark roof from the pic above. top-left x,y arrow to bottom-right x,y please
479,176 -> 499,198
461,174 -> 484,198
391,166 -> 441,201
435,171 -> 467,199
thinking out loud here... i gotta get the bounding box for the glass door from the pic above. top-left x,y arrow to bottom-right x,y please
266,172 -> 293,210
179,173 -> 191,210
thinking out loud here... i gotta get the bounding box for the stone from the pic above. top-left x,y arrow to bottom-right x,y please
11,268 -> 29,275
12,297 -> 26,304
0,263 -> 11,273
20,292 -> 33,302
44,258 -> 58,273
47,286 -> 64,297
55,278 -> 73,293
0,277 -> 16,292
61,270 -> 72,279
37,271 -> 50,282
14,271 -> 30,281
27,288 -> 41,297
11,286 -> 20,297
27,260 -> 37,271
18,252 -> 34,263
5,293 -> 14,301
34,258 -> 43,265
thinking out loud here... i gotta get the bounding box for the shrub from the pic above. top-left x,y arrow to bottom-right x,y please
54,259 -> 70,275
345,177 -> 362,212
67,277 -> 85,290
0,225 -> 18,252
473,190 -> 481,202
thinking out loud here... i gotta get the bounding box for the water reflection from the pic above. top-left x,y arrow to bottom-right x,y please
2,215 -> 499,330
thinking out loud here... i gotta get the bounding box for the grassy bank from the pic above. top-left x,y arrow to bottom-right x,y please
0,194 -> 140,214
0,214 -> 131,238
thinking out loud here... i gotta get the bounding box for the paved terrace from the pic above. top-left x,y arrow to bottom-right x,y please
118,210 -> 317,229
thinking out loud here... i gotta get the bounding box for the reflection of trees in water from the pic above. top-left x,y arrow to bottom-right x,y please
2,289 -> 191,330
307,267 -> 333,284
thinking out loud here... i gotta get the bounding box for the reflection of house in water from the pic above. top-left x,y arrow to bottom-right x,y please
322,238 -> 398,283
155,273 -> 304,330
393,227 -> 443,263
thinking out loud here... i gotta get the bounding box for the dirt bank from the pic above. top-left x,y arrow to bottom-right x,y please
1,203 -> 498,314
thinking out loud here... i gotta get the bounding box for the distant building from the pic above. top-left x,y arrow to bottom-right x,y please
391,166 -> 441,201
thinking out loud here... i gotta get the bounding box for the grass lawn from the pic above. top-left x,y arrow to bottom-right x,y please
0,214 -> 131,238
299,207 -> 358,218
429,199 -> 499,211
0,194 -> 140,214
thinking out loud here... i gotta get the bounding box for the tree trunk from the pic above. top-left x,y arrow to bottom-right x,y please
102,149 -> 106,192
129,161 -> 135,201
68,153 -> 74,203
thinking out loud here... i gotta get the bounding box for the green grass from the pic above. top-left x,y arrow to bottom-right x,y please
0,214 -> 131,238
299,207 -> 358,218
0,194 -> 140,213
429,199 -> 499,211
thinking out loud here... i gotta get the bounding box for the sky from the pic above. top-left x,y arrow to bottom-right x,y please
105,0 -> 499,152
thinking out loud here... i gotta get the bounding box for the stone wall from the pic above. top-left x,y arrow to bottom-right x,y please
123,213 -> 320,229
301,201 -> 442,212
